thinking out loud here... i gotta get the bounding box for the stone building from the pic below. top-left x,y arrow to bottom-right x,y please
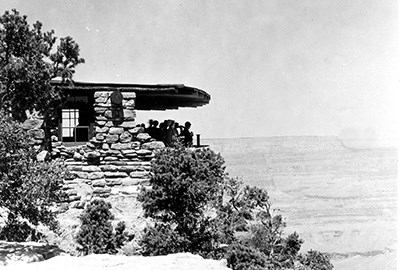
51,81 -> 210,145
24,81 -> 210,208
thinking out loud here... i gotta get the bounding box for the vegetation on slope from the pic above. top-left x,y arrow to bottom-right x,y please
137,144 -> 333,269
75,199 -> 127,255
0,113 -> 65,241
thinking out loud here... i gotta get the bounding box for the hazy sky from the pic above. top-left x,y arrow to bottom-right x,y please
0,0 -> 399,141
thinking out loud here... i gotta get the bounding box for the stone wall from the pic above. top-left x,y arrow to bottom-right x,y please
51,90 -> 164,209
58,140 -> 163,209
21,119 -> 45,151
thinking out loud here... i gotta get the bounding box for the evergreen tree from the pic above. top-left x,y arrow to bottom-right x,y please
0,9 -> 84,149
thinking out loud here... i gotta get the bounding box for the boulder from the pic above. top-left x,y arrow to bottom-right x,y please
68,195 -> 81,202
92,179 -> 107,187
120,121 -> 137,128
106,150 -> 122,156
95,127 -> 109,133
51,135 -> 58,142
90,138 -> 103,144
123,99 -> 135,108
0,241 -> 64,265
123,110 -> 136,120
65,189 -> 78,196
82,166 -> 102,172
96,133 -> 106,141
84,151 -> 101,159
67,166 -> 83,171
119,131 -> 132,143
131,141 -> 141,149
121,150 -> 136,155
106,134 -> 119,144
129,171 -> 150,178
128,127 -> 144,135
102,143 -> 110,150
95,96 -> 109,103
104,156 -> 118,161
85,143 -> 96,149
109,127 -> 124,135
75,183 -> 93,201
73,152 -> 83,161
21,119 -> 43,130
93,187 -> 112,194
122,92 -> 136,99
37,150 -> 50,162
94,107 -> 107,114
105,121 -> 114,127
121,178 -> 146,186
94,91 -> 109,98
141,141 -> 165,150
111,143 -> 132,150
99,165 -> 118,172
105,178 -> 123,186
28,129 -> 45,140
88,172 -> 104,180
136,133 -> 151,143
104,156 -> 119,161
71,171 -> 88,179
136,149 -> 152,156
96,116 -> 107,121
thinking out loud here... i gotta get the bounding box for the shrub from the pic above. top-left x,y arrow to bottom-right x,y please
75,199 -> 127,255
0,113 -> 64,241
226,243 -> 267,270
139,223 -> 189,256
298,250 -> 333,270
138,146 -> 226,255
138,145 -> 332,269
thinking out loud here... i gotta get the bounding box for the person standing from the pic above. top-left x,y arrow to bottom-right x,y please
180,121 -> 193,147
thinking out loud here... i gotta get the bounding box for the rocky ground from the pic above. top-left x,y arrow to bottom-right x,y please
3,250 -> 229,270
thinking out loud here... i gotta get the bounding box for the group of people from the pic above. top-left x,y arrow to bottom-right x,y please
139,119 -> 194,147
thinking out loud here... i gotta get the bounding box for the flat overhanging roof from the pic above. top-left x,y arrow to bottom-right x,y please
51,81 -> 211,110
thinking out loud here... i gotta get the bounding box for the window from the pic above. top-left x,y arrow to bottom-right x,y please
62,109 -> 79,138
61,109 -> 90,142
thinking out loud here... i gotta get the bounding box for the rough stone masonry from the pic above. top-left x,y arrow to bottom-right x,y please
24,90 -> 165,210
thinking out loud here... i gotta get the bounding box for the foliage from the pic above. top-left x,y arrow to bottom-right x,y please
0,9 -> 84,149
226,243 -> 268,270
138,145 -> 332,269
0,9 -> 85,120
0,221 -> 45,242
138,146 -> 226,255
76,199 -> 127,255
139,223 -> 189,256
297,250 -> 333,270
0,113 -> 65,241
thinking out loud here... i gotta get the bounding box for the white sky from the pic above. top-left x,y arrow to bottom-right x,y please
1,0 -> 399,142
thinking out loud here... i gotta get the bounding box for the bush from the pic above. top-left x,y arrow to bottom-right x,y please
226,243 -> 268,270
75,199 -> 127,255
138,146 -> 225,255
0,113 -> 64,241
139,223 -> 189,256
298,250 -> 333,270
138,145 -> 332,269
